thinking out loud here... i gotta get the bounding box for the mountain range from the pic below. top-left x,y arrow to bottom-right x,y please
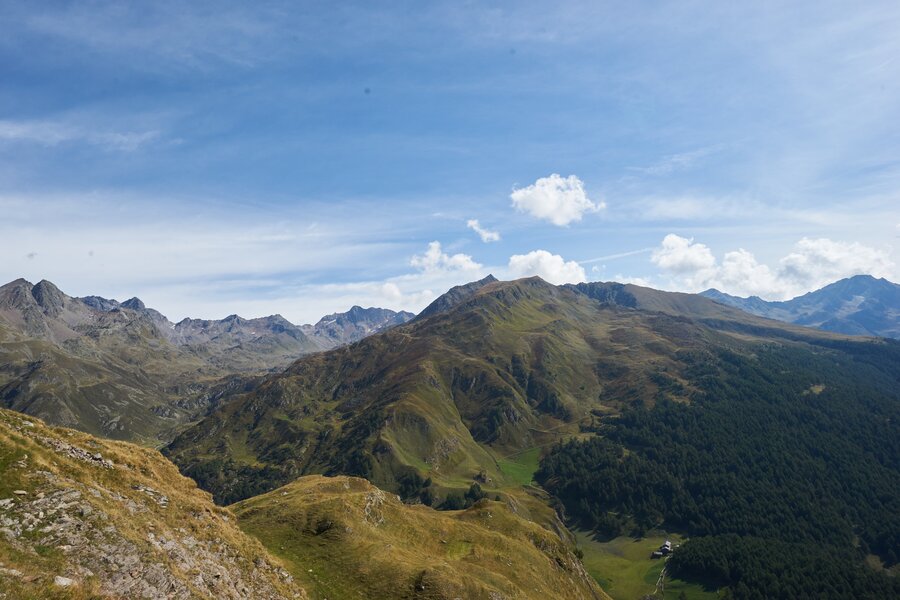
701,274 -> 900,338
161,275 -> 900,598
1,273 -> 899,599
164,276 -> 850,504
0,278 -> 412,443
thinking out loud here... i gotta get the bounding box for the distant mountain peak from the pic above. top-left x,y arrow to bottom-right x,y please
120,297 -> 146,311
0,278 -> 37,310
845,273 -> 882,282
5,277 -> 32,288
304,305 -> 415,347
79,295 -> 120,311
701,275 -> 900,338
31,280 -> 67,316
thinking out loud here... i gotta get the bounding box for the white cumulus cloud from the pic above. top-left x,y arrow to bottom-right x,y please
466,219 -> 500,243
510,174 -> 604,226
777,238 -> 894,290
651,234 -> 717,281
507,250 -> 586,284
649,234 -> 895,299
716,249 -> 783,297
614,274 -> 654,287
410,241 -> 482,273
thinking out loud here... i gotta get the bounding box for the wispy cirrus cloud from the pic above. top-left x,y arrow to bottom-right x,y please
0,119 -> 160,151
629,146 -> 722,177
8,1 -> 288,71
579,248 -> 654,265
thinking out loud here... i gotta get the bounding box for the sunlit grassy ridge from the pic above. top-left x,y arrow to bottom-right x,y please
0,408 -> 306,599
233,474 -> 609,600
167,277 -> 843,506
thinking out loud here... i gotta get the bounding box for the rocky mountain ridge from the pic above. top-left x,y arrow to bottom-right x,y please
701,274 -> 900,338
0,278 -> 411,443
0,407 -> 605,600
302,305 -> 415,347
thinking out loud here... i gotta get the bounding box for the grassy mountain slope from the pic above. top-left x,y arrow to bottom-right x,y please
0,315 -> 215,445
0,278 -> 419,444
233,474 -> 608,600
0,408 -> 306,599
166,277 -> 845,505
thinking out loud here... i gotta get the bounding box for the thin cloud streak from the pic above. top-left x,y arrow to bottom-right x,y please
0,119 -> 160,151
579,248 -> 654,265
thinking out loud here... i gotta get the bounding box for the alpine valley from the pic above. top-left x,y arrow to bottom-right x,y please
1,274 -> 898,600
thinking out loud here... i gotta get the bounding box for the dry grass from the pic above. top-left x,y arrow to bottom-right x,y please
0,408 -> 306,599
234,474 -> 610,600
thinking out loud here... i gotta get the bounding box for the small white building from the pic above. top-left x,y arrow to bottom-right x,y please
651,540 -> 674,559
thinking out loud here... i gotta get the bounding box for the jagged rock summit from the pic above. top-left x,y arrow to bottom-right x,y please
303,304 -> 415,347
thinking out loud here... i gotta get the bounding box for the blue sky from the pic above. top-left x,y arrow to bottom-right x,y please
1,1 -> 898,323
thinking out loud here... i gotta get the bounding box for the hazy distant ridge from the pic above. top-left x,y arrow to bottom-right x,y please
702,274 -> 900,338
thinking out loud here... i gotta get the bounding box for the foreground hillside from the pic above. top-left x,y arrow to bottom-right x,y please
166,276 -> 846,505
0,408 -> 610,600
0,408 -> 306,599
233,475 -> 608,600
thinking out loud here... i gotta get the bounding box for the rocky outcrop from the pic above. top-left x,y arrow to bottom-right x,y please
0,408 -> 307,599
302,306 -> 415,347
30,280 -> 67,317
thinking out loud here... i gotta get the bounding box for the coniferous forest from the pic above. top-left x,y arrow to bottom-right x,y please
536,340 -> 900,599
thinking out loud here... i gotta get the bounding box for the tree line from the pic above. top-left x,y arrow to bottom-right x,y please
536,341 -> 900,599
